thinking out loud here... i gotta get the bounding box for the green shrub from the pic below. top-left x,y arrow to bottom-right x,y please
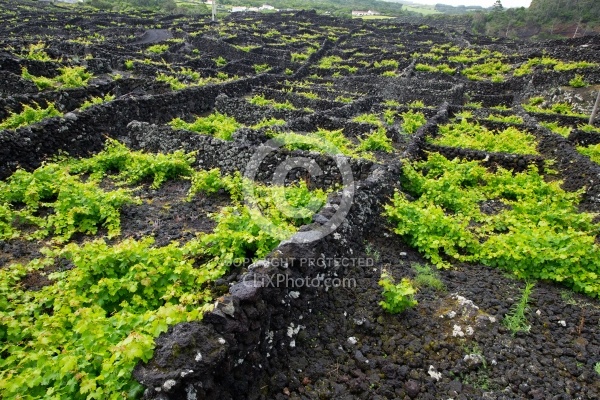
214,56 -> 227,67
253,63 -> 271,73
462,59 -> 510,81
252,117 -> 286,129
400,110 -> 427,134
170,112 -> 241,141
379,273 -> 418,314
248,94 -> 296,110
431,119 -> 538,154
384,153 -> 600,296
374,59 -> 399,69
69,139 -> 195,188
577,143 -> 600,165
124,59 -> 135,70
0,102 -> 62,130
19,42 -> 52,61
273,129 -> 359,158
569,74 -> 587,88
357,127 -> 393,152
146,44 -> 169,54
156,72 -> 187,90
540,121 -> 572,137
22,66 -> 93,90
352,113 -> 382,126
79,93 -> 115,110
415,63 -> 455,75
486,114 -> 523,124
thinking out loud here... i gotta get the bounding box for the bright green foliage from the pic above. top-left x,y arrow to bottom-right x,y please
170,112 -> 241,141
384,109 -> 396,124
291,51 -> 309,63
235,45 -> 260,52
319,55 -> 343,69
248,94 -> 296,110
595,362 -> 600,376
503,282 -> 535,335
384,153 -> 600,296
253,63 -> 271,73
214,56 -> 227,67
252,117 -> 286,129
69,139 -> 196,188
465,102 -> 483,109
187,168 -> 232,200
541,121 -> 572,137
407,100 -> 426,108
297,91 -> 319,100
374,59 -> 399,69
352,113 -> 382,126
577,143 -> 600,164
22,66 -> 93,90
447,48 -> 501,64
415,63 -> 456,74
514,57 -> 596,76
56,66 -> 93,88
146,43 -> 169,54
357,127 -> 393,152
569,74 -> 588,88
412,264 -> 445,291
156,72 -> 187,90
384,99 -> 401,107
0,102 -> 62,130
462,59 -> 510,81
79,93 -> 116,110
0,165 -> 327,398
378,273 -> 418,314
0,163 -> 135,241
22,68 -> 54,89
273,129 -> 360,158
486,114 -> 523,124
0,238 -> 213,399
124,59 -> 135,70
335,95 -> 353,103
523,99 -> 587,117
400,110 -> 427,134
580,124 -> 600,133
382,70 -> 397,77
19,42 -> 52,61
431,119 -> 538,154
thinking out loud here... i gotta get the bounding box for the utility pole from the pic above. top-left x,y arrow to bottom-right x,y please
590,91 -> 600,125
212,0 -> 217,22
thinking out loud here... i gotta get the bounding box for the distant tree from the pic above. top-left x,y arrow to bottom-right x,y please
493,0 -> 504,11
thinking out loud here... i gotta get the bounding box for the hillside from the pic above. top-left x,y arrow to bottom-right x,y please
1,0 -> 600,399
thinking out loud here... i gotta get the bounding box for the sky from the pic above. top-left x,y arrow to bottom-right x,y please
406,0 -> 532,8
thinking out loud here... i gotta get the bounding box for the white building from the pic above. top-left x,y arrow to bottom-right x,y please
231,6 -> 247,12
259,4 -> 275,10
352,10 -> 380,17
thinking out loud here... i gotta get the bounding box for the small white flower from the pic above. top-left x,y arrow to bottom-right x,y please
195,352 -> 202,362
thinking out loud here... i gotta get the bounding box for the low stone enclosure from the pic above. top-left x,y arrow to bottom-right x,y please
1,2 -> 600,399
